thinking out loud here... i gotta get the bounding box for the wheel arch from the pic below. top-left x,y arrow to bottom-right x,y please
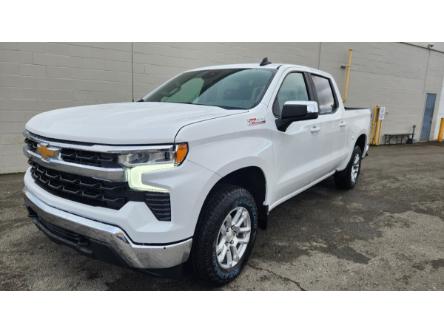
355,133 -> 367,154
337,132 -> 368,171
197,166 -> 269,232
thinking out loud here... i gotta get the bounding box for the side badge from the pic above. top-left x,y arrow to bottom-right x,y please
247,117 -> 266,126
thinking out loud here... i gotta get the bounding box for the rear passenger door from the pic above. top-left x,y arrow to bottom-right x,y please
309,74 -> 346,175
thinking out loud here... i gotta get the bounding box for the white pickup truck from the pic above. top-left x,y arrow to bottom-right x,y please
23,60 -> 370,285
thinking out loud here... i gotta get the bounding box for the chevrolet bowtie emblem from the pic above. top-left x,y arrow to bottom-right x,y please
36,143 -> 60,160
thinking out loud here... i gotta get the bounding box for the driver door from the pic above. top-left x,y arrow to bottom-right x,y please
271,71 -> 324,203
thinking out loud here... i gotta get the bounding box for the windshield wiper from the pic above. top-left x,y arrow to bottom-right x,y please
137,100 -> 245,110
190,102 -> 245,110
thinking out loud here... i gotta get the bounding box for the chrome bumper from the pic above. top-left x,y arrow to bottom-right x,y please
24,190 -> 192,269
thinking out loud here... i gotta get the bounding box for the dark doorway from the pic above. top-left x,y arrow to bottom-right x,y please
420,93 -> 436,141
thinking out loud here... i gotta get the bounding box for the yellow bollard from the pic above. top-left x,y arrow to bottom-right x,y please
370,106 -> 382,145
370,106 -> 377,145
438,118 -> 444,142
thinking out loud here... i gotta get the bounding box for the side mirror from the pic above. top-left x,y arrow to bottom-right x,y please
276,101 -> 319,132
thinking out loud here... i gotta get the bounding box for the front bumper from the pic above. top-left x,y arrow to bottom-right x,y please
24,190 -> 192,269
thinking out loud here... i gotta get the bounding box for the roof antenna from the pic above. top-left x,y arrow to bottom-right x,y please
260,57 -> 271,66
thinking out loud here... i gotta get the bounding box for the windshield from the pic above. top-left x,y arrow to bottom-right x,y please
143,68 -> 276,110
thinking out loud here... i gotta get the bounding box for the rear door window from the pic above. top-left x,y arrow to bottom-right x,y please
311,75 -> 336,114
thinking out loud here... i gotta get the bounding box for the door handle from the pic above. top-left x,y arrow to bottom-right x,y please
310,125 -> 321,133
339,121 -> 347,128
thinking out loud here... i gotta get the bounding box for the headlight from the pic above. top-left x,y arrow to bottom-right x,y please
118,143 -> 188,168
121,143 -> 188,192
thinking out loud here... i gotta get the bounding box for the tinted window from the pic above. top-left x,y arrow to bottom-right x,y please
161,77 -> 204,103
312,75 -> 336,114
144,68 -> 276,110
273,72 -> 309,117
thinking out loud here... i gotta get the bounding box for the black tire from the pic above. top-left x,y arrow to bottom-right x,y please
191,184 -> 258,285
334,145 -> 362,190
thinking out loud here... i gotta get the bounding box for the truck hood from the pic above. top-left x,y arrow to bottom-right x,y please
26,102 -> 240,144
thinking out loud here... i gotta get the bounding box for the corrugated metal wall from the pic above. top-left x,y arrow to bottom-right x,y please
1,42 -> 444,174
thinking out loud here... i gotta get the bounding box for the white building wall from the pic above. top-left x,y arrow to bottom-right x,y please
319,43 -> 444,140
1,42 -> 444,174
424,51 -> 444,139
434,78 -> 444,138
0,43 -> 133,173
131,43 -> 321,99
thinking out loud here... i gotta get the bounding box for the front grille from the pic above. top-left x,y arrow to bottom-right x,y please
25,137 -> 120,168
25,134 -> 172,220
29,161 -> 172,220
60,148 -> 119,168
30,161 -> 133,209
25,137 -> 38,152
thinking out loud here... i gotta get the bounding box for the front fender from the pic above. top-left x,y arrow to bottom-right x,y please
175,111 -> 275,206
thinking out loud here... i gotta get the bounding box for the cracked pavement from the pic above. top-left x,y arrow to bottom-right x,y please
0,143 -> 443,290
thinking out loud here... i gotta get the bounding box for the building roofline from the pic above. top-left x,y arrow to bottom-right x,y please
400,42 -> 444,55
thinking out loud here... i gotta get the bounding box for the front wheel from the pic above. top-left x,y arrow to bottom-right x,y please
191,184 -> 258,285
334,145 -> 362,189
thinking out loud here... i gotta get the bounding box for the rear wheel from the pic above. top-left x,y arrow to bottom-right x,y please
334,145 -> 362,189
191,184 -> 258,285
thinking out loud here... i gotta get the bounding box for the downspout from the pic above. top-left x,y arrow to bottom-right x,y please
131,42 -> 135,102
317,42 -> 322,69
